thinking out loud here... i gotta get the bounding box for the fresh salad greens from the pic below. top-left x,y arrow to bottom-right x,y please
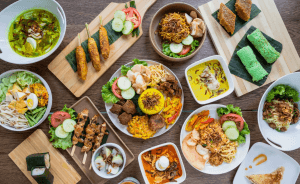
48,105 -> 76,150
25,107 -> 47,127
121,58 -> 148,76
0,71 -> 41,102
8,9 -> 60,57
266,84 -> 299,102
101,77 -> 120,104
217,104 -> 242,117
162,40 -> 199,58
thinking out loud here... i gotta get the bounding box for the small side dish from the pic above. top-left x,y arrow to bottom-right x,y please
159,11 -> 205,58
246,166 -> 285,184
262,84 -> 299,132
0,71 -> 49,129
8,9 -> 60,58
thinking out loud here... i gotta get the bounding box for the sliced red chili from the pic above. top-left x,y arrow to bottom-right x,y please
201,118 -> 214,124
168,111 -> 180,122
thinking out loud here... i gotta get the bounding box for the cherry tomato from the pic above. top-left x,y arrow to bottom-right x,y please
220,113 -> 244,131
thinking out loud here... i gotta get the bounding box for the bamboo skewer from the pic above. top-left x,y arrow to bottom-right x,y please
70,145 -> 76,157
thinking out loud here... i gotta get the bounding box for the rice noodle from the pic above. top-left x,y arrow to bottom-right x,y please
0,101 -> 29,129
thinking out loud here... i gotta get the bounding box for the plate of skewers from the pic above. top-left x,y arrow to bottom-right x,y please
47,96 -> 134,184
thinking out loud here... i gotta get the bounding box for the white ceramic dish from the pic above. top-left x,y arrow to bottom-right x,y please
0,69 -> 52,131
138,142 -> 186,184
233,142 -> 300,184
180,104 -> 250,174
185,55 -> 234,105
105,60 -> 184,138
0,0 -> 66,64
92,143 -> 126,179
258,72 -> 300,151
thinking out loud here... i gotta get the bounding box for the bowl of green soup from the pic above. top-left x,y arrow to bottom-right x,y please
0,0 -> 66,64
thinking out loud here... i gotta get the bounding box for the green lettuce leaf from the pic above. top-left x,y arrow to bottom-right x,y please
162,40 -> 199,58
217,104 -> 242,117
49,127 -> 72,150
61,105 -> 77,121
266,84 -> 299,102
101,77 -> 120,104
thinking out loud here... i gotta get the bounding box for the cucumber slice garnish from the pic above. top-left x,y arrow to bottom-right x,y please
222,121 -> 237,131
117,76 -> 131,90
55,125 -> 69,138
62,119 -> 76,132
122,21 -> 134,35
112,18 -> 124,32
121,87 -> 135,100
182,35 -> 194,45
225,126 -> 239,140
170,43 -> 183,54
114,10 -> 126,22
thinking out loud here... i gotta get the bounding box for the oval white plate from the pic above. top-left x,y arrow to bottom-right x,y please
104,60 -> 184,138
258,72 -> 300,151
180,104 -> 250,175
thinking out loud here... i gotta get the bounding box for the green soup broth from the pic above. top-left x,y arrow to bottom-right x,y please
8,9 -> 60,58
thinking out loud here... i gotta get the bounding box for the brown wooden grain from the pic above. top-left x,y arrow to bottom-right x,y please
0,0 -> 300,184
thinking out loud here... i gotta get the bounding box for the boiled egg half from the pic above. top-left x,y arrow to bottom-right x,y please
26,93 -> 38,110
25,37 -> 37,51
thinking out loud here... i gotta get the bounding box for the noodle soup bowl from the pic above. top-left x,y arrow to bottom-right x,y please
149,2 -> 207,62
0,69 -> 52,131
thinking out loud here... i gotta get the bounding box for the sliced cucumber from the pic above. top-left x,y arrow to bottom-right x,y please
55,125 -> 69,138
63,119 -> 76,132
112,18 -> 124,32
222,121 -> 237,131
114,10 -> 126,22
117,76 -> 131,90
122,21 -> 134,35
121,87 -> 135,100
225,126 -> 239,140
170,43 -> 183,54
182,35 -> 194,45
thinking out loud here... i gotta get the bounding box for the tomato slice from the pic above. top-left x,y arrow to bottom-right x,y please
122,7 -> 141,29
112,78 -> 123,99
178,45 -> 191,55
51,111 -> 71,128
220,113 -> 244,131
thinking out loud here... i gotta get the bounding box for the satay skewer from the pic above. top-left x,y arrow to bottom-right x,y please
82,115 -> 98,164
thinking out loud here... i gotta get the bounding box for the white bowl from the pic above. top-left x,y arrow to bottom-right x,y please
185,55 -> 234,105
0,0 -> 67,64
180,104 -> 250,174
138,142 -> 186,184
258,72 -> 300,151
0,69 -> 52,131
92,143 -> 126,179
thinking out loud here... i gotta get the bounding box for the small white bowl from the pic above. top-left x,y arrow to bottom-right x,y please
0,69 -> 52,131
258,72 -> 300,151
138,142 -> 186,184
92,143 -> 126,179
0,0 -> 67,64
185,55 -> 234,105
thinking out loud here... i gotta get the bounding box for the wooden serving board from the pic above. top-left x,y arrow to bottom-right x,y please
199,0 -> 300,97
48,0 -> 156,97
8,129 -> 81,184
66,96 -> 135,184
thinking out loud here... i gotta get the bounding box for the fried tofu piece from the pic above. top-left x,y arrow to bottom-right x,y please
218,3 -> 236,35
235,0 -> 252,21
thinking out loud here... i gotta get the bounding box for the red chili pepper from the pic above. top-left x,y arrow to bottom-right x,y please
168,111 -> 180,122
122,7 -> 141,29
201,118 -> 214,124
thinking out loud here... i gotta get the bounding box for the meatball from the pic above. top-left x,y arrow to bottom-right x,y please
110,104 -> 123,115
148,114 -> 165,131
280,127 -> 287,132
269,123 -> 276,129
122,100 -> 136,114
118,112 -> 132,125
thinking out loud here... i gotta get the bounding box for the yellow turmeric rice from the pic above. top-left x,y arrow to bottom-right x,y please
127,116 -> 156,139
138,88 -> 165,115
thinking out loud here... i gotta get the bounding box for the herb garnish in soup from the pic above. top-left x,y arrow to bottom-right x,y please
8,9 -> 60,57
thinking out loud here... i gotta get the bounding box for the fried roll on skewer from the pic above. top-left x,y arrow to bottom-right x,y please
76,34 -> 88,80
85,23 -> 101,71
99,16 -> 110,60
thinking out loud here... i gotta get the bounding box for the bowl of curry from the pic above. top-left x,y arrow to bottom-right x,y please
138,143 -> 186,184
185,55 -> 234,104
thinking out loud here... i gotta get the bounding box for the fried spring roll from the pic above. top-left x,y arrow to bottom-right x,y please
85,23 -> 101,71
76,34 -> 88,80
99,16 -> 110,60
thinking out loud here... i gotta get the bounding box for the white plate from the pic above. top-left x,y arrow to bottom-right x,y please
0,0 -> 66,64
233,142 -> 300,184
0,69 -> 52,131
184,55 -> 234,105
105,60 -> 184,138
180,104 -> 250,174
138,142 -> 186,184
258,72 -> 300,151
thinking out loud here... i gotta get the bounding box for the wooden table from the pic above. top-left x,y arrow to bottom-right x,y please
0,0 -> 299,183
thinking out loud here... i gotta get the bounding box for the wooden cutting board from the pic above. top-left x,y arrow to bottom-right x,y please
48,0 -> 156,97
8,129 -> 81,184
199,0 -> 300,97
66,96 -> 135,184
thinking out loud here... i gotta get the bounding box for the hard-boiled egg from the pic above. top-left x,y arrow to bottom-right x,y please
26,37 -> 37,50
26,93 -> 38,110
